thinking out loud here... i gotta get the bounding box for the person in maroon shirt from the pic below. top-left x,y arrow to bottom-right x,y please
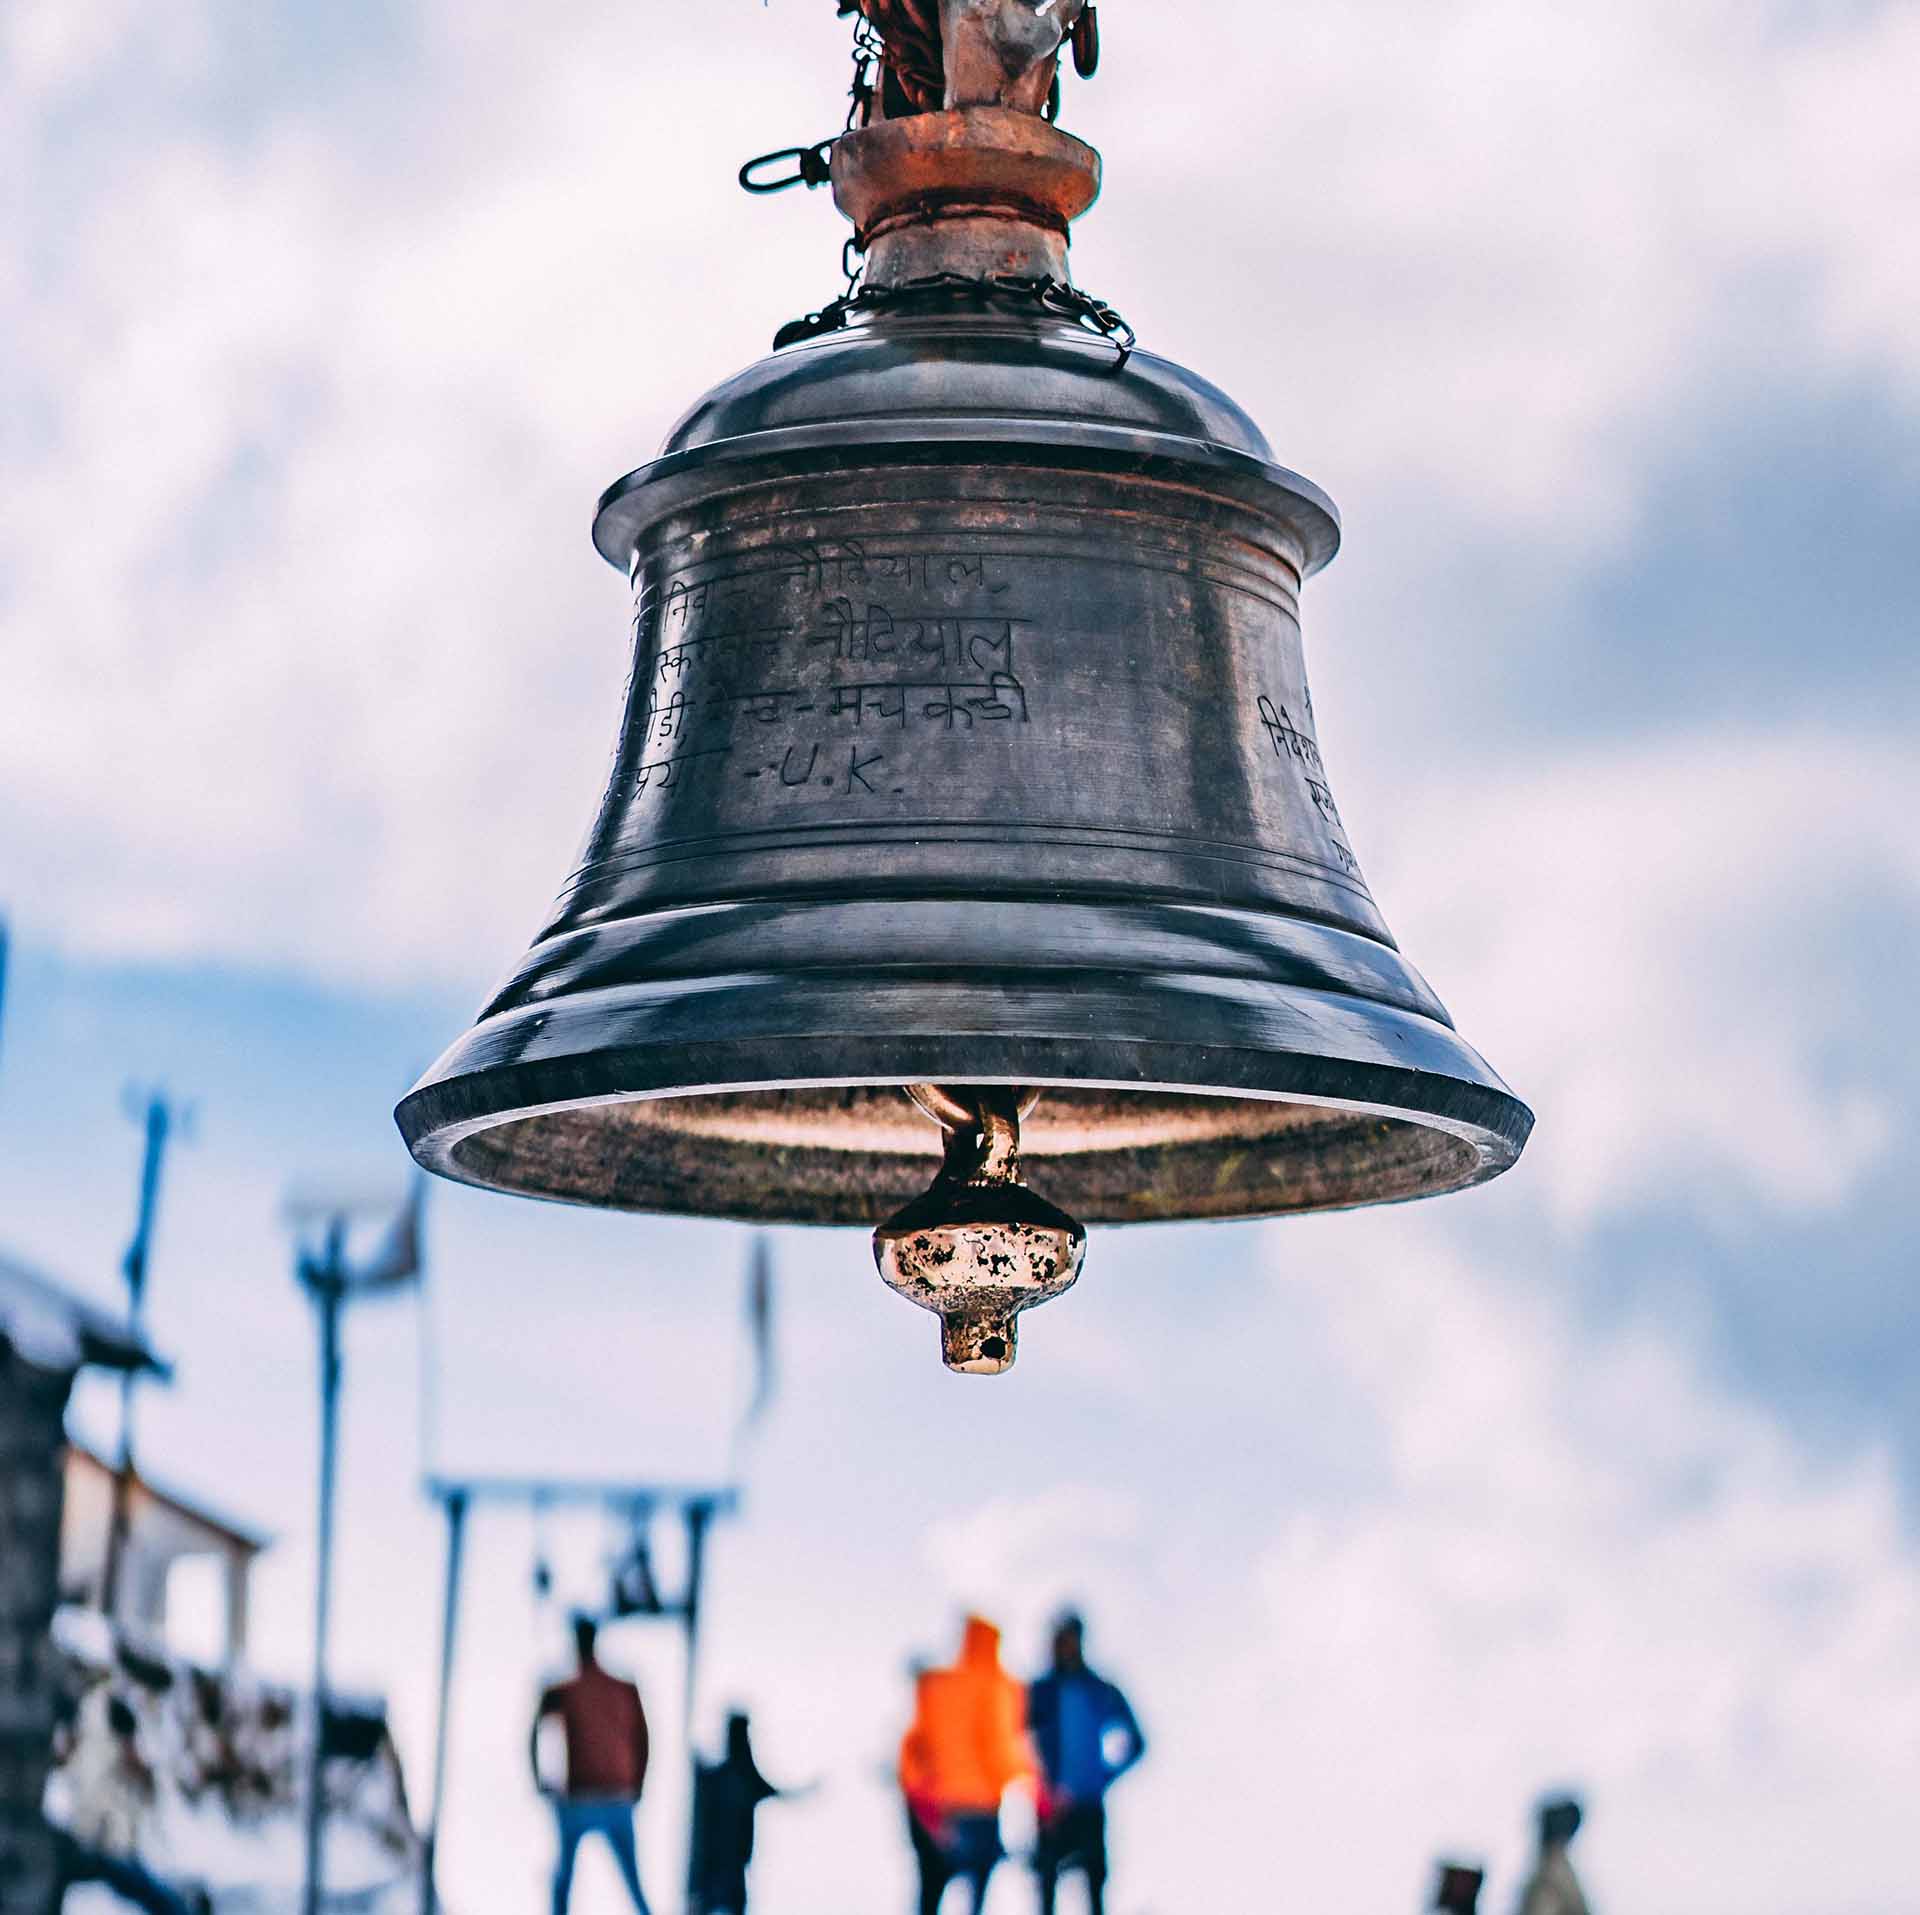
530,1615 -> 654,1915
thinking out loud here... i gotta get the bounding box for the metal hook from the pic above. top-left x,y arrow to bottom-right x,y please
738,139 -> 837,196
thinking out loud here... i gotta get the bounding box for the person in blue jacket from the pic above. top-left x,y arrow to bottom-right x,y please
1025,1613 -> 1146,1915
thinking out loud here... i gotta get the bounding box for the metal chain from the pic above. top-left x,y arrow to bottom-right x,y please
746,11 -> 1125,350
738,3 -> 888,194
772,270 -> 1136,367
846,10 -> 884,127
837,0 -> 944,116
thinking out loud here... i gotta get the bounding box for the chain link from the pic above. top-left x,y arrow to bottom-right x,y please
749,15 -> 1128,364
738,4 -> 880,196
772,270 -> 1136,368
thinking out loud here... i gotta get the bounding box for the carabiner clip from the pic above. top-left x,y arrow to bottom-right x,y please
738,139 -> 836,195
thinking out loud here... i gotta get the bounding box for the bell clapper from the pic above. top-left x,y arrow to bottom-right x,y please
873,1085 -> 1086,1375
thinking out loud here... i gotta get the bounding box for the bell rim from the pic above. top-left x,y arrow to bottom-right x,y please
398,895 -> 1531,1225
396,1025 -> 1532,1229
591,417 -> 1341,576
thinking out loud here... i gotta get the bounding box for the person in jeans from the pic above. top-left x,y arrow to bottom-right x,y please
530,1614 -> 653,1915
1026,1614 -> 1145,1915
898,1617 -> 1031,1914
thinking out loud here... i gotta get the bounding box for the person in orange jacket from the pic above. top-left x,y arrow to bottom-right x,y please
898,1616 -> 1032,1915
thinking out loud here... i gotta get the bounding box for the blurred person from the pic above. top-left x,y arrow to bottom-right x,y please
1026,1613 -> 1145,1915
898,1659 -> 948,1915
1517,1796 -> 1589,1915
1432,1861 -> 1485,1913
689,1710 -> 812,1915
530,1613 -> 654,1915
899,1616 -> 1031,1915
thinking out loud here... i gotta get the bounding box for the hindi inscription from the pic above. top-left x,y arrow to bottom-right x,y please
625,541 -> 1034,808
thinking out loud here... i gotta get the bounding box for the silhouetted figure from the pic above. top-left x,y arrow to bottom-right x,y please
1026,1613 -> 1144,1915
531,1615 -> 654,1915
1433,1861 -> 1485,1913
899,1617 -> 1030,1915
1517,1797 -> 1589,1915
689,1712 -> 793,1915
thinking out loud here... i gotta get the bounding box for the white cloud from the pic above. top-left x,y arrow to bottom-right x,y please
11,17 -> 1920,1898
5,0 -> 1920,990
1210,1213 -> 1920,1915
920,1482 -> 1145,1645
3,0 -> 142,107
2,2 -> 845,985
859,1211 -> 1920,1915
17,974 -> 1920,1913
1366,728 -> 1918,1227
1075,2 -> 1920,539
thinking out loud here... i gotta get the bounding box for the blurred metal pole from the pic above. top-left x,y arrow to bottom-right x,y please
680,1499 -> 714,1754
102,1090 -> 176,1618
420,1487 -> 469,1915
680,1498 -> 715,1915
301,1217 -> 347,1915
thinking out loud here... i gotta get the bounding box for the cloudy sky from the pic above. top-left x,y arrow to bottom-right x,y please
5,1 -> 1920,1910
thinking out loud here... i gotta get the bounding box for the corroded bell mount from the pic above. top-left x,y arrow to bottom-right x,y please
875,1086 -> 1084,1374
833,105 -> 1100,288
395,3 -> 1534,1370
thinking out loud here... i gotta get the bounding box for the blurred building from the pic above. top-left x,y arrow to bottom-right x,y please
0,1250 -> 161,1915
4,1250 -> 418,1911
59,1442 -> 265,1666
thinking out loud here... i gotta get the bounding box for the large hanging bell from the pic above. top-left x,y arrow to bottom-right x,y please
397,5 -> 1531,1368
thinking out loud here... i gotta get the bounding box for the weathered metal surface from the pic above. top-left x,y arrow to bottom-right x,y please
833,107 -> 1099,286
846,0 -> 1087,117
396,290 -> 1533,1226
938,0 -> 1087,114
844,0 -> 945,115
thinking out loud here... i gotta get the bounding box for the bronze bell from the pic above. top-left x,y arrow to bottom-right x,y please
396,1 -> 1532,1371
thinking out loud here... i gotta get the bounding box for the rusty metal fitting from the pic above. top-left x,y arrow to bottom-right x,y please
832,106 -> 1100,287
